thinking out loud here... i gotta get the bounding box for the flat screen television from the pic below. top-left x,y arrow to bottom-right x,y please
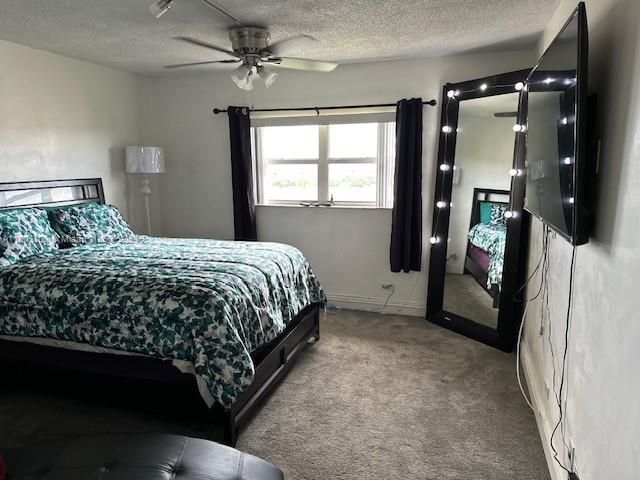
522,2 -> 590,245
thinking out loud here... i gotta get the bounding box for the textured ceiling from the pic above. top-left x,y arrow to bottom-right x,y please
0,0 -> 560,75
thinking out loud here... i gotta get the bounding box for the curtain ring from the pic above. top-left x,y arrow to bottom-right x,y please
315,107 -> 320,116
242,107 -> 248,115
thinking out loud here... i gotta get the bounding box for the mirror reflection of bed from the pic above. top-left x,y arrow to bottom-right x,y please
442,93 -> 519,329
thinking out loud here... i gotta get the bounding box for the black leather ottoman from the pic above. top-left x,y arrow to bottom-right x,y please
1,433 -> 283,480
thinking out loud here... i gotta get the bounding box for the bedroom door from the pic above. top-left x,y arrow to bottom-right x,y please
426,70 -> 530,352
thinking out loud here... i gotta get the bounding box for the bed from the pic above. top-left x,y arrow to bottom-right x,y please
463,188 -> 509,308
0,178 -> 325,446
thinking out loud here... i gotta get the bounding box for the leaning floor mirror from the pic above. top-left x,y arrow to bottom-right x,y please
426,70 -> 530,352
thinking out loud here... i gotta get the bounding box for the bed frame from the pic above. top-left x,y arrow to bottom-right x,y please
464,188 -> 510,308
0,178 -> 321,446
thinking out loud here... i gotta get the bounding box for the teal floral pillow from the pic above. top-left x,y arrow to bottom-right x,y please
489,203 -> 507,225
0,208 -> 60,266
48,203 -> 135,247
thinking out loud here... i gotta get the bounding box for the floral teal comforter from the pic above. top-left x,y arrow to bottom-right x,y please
468,222 -> 507,288
0,237 -> 325,408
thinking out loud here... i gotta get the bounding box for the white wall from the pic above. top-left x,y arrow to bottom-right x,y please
142,50 -> 537,315
0,39 -> 153,232
521,0 -> 640,479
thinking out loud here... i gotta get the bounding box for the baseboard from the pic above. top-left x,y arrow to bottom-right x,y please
325,292 -> 425,317
520,344 -> 567,480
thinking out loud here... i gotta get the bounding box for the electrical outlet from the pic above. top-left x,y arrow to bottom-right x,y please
568,443 -> 576,472
381,283 -> 394,290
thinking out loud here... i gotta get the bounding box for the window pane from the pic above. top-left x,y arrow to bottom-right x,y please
265,164 -> 318,201
329,123 -> 378,159
261,126 -> 318,160
329,163 -> 377,203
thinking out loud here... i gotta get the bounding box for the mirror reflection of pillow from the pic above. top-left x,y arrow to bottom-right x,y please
489,203 -> 507,226
48,203 -> 136,247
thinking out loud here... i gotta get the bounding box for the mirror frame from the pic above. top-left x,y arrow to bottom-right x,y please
426,69 -> 531,352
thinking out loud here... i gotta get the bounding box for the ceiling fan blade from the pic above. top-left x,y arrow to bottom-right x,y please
267,34 -> 319,57
173,36 -> 240,58
266,57 -> 338,72
163,60 -> 241,69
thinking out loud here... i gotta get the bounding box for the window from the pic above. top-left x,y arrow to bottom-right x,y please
253,121 -> 396,207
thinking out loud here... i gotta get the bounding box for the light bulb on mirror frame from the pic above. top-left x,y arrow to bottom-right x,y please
513,124 -> 525,132
504,210 -> 516,219
480,83 -> 488,91
569,197 -> 575,204
508,168 -> 522,177
429,236 -> 440,245
439,163 -> 450,172
563,157 -> 572,165
442,125 -> 452,133
515,82 -> 524,91
436,201 -> 447,209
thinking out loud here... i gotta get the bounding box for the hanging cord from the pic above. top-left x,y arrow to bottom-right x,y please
515,224 -> 550,411
549,245 -> 577,474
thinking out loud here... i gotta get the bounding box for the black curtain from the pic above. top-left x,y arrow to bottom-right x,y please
228,106 -> 257,241
390,98 -> 423,272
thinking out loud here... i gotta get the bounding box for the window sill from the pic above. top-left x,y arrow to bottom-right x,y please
256,204 -> 392,211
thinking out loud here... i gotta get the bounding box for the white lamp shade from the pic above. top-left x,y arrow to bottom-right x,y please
125,146 -> 165,174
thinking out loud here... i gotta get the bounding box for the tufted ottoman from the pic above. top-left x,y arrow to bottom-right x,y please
1,433 -> 283,480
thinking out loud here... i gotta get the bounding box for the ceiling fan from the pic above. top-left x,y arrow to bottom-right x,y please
152,0 -> 338,90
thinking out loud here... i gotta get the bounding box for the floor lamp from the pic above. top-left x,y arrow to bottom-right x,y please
125,146 -> 165,235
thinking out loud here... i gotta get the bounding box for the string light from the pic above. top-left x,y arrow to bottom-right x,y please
431,78 -> 526,252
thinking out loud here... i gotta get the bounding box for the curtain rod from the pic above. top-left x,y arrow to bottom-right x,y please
212,99 -> 437,115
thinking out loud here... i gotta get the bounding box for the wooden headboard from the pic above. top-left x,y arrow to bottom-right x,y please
468,187 -> 510,229
0,178 -> 105,210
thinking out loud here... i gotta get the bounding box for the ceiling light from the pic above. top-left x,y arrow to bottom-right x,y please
231,64 -> 255,91
258,66 -> 278,88
149,0 -> 174,18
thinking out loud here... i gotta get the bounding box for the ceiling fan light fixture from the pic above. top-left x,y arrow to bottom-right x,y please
231,64 -> 255,91
258,66 -> 278,88
149,0 -> 174,18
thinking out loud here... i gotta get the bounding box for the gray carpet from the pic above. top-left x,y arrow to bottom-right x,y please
0,310 -> 549,480
444,273 -> 499,328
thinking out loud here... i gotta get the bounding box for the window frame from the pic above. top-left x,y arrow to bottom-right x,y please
253,121 -> 395,208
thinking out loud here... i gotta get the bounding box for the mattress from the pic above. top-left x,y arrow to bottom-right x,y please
0,236 -> 325,409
